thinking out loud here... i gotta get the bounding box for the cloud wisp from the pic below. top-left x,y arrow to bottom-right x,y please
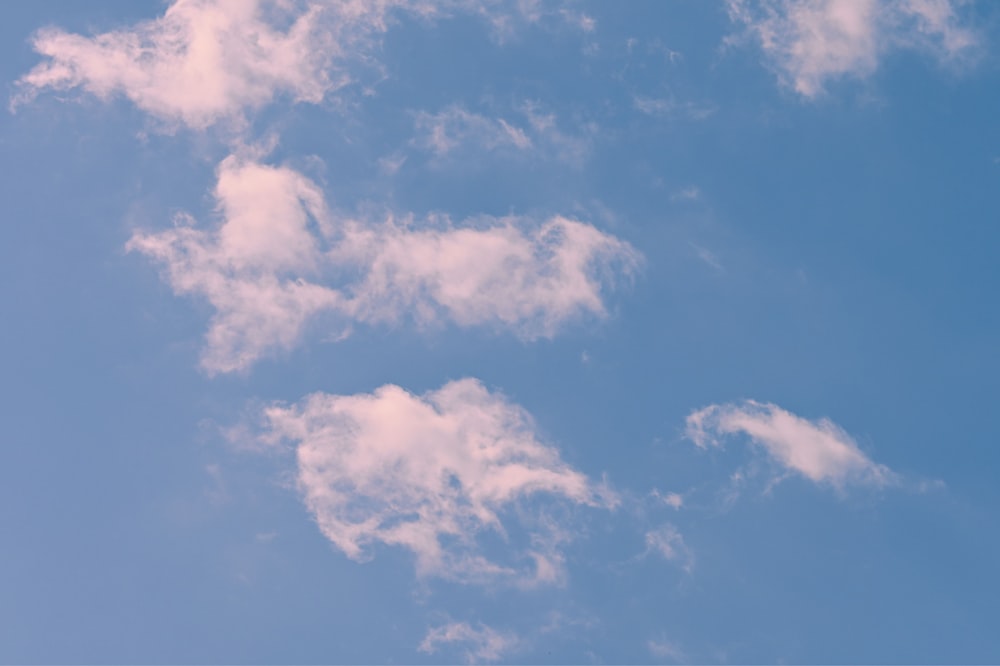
686,400 -> 896,490
259,378 -> 617,586
414,105 -> 533,156
644,523 -> 694,573
420,621 -> 520,663
727,0 -> 979,98
127,155 -> 639,374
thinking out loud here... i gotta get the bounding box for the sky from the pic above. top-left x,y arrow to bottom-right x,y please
1,0 -> 999,663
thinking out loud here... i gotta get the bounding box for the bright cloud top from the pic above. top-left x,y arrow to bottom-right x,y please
127,155 -> 639,374
260,378 -> 616,585
728,0 -> 978,98
419,621 -> 519,663
686,400 -> 896,489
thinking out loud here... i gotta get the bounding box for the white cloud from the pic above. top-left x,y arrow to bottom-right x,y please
260,378 -> 616,585
125,156 -> 343,373
652,489 -> 684,509
128,155 -> 639,374
670,186 -> 701,202
644,523 -> 694,572
727,0 -> 979,98
13,0 -> 597,129
686,400 -> 896,489
13,0 -> 340,129
420,621 -> 519,663
648,637 -> 686,662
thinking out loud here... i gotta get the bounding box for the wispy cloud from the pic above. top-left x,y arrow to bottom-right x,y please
259,378 -> 617,585
413,105 -> 533,156
411,101 -> 596,166
671,186 -> 702,202
128,155 -> 640,374
686,400 -> 896,490
420,621 -> 520,663
689,242 -> 725,273
648,637 -> 686,662
644,523 -> 694,572
727,0 -> 979,98
13,0 -> 341,129
633,96 -> 717,120
652,489 -> 685,510
12,0 -> 586,130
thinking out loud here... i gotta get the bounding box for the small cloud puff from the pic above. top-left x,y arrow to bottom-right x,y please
259,378 -> 617,586
686,400 -> 896,490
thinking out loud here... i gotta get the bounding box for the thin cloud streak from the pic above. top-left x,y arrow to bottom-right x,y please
12,0 -> 593,130
420,621 -> 520,663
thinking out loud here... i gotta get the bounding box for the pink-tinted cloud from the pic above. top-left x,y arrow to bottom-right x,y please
728,0 -> 979,98
260,378 -> 616,585
420,621 -> 519,663
686,400 -> 896,489
128,155 -> 640,374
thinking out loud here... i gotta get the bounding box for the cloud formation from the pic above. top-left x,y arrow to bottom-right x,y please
13,0 -> 342,129
728,0 -> 978,98
260,378 -> 616,585
420,621 -> 519,663
686,400 -> 895,489
13,0 -> 595,129
412,102 -> 595,165
128,155 -> 639,374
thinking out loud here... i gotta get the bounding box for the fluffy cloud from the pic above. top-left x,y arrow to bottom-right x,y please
260,378 -> 616,585
128,155 -> 639,374
728,0 -> 978,98
13,0 -> 595,129
414,106 -> 533,156
686,400 -> 896,489
419,622 -> 519,663
13,0 -> 342,129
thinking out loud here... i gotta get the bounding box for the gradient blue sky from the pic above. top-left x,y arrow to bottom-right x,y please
2,1 -> 999,663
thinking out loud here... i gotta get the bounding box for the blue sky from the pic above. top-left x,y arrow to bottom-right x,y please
2,0 -> 999,662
